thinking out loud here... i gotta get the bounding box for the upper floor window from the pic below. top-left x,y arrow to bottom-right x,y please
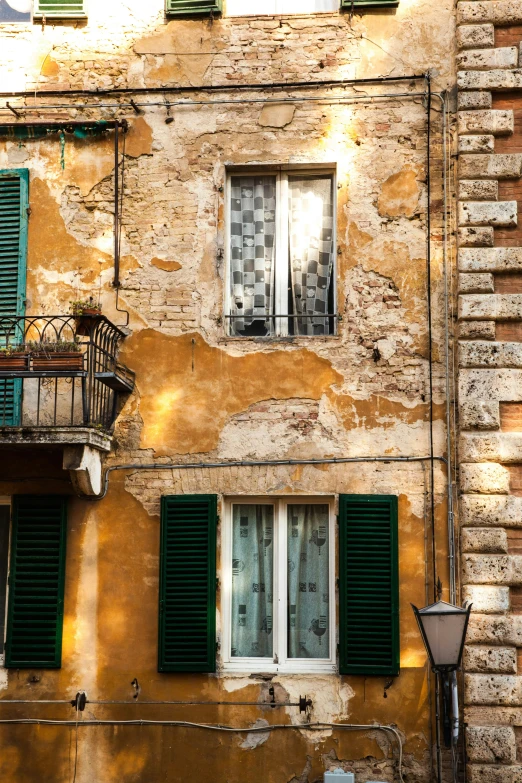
226,170 -> 336,338
226,0 -> 338,14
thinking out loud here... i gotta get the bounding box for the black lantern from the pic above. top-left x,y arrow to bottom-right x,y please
412,600 -> 471,672
412,600 -> 471,752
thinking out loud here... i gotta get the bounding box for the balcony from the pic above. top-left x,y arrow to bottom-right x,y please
0,314 -> 135,495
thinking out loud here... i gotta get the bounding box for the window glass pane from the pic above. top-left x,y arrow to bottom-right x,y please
0,507 -> 9,654
287,504 -> 329,658
231,504 -> 274,658
226,0 -> 337,14
229,176 -> 276,337
288,176 -> 334,336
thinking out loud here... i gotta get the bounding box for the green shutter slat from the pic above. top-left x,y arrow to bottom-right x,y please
34,0 -> 85,17
339,494 -> 399,676
165,0 -> 222,15
158,494 -> 217,673
0,169 -> 28,426
4,496 -> 67,669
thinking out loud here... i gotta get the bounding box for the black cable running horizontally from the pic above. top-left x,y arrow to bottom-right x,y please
0,73 -> 426,100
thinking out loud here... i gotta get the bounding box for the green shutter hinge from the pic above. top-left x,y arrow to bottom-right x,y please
216,577 -> 220,591
159,599 -> 164,614
336,514 -> 340,524
336,578 -> 339,589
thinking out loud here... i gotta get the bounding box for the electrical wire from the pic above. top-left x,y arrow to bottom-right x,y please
0,720 -> 404,782
0,73 -> 426,100
0,91 -> 428,116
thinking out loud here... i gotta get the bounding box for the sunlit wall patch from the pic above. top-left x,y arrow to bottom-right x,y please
0,0 -> 31,22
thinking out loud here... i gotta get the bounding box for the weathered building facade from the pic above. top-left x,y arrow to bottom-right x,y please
0,0 -> 469,781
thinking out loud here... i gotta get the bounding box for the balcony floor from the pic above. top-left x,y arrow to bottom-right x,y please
0,426 -> 112,452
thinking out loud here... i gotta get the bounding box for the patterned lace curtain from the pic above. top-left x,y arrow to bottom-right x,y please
287,504 -> 329,659
230,177 -> 276,336
288,176 -> 334,336
231,504 -> 274,658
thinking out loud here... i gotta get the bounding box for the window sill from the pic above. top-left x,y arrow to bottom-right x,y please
218,334 -> 342,344
222,661 -> 337,675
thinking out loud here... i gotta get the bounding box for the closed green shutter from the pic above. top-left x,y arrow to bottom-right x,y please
159,495 -> 217,673
0,169 -> 28,427
5,496 -> 67,669
34,0 -> 85,17
341,0 -> 398,7
166,0 -> 222,16
339,494 -> 399,676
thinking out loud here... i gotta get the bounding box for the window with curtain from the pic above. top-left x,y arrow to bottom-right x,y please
224,497 -> 335,673
227,170 -> 335,338
226,0 -> 338,15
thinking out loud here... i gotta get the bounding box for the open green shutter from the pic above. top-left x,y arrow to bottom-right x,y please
339,494 -> 399,676
159,494 -> 217,673
0,169 -> 28,427
5,496 -> 67,669
34,0 -> 85,17
166,0 -> 222,15
341,0 -> 398,7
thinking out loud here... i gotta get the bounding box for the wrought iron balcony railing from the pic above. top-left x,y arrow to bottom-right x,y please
0,315 -> 134,432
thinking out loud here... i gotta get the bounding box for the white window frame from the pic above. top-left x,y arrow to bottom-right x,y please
226,0 -> 338,16
224,166 -> 337,338
221,496 -> 336,674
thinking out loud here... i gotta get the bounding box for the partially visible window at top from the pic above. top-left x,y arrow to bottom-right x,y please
0,0 -> 31,22
227,171 -> 336,338
226,0 -> 338,16
33,0 -> 86,18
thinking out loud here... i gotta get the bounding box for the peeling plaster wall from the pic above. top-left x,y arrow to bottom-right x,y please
0,1 -> 456,781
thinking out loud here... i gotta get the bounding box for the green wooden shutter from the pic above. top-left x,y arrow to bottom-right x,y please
34,0 -> 85,17
159,494 -> 217,673
0,169 -> 28,427
5,496 -> 67,669
341,0 -> 398,7
339,494 -> 399,676
165,0 -> 222,16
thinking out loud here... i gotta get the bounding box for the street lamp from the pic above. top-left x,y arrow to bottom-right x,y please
412,600 -> 471,750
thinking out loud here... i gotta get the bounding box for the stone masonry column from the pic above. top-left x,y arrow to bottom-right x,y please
458,2 -> 522,780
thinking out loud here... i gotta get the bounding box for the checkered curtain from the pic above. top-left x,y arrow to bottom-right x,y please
289,176 -> 334,335
230,177 -> 276,336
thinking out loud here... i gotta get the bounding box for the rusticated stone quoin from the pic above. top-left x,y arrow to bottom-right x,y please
460,247 -> 522,273
459,154 -> 522,179
460,400 -> 500,429
461,495 -> 522,528
459,226 -> 495,247
458,273 -> 495,293
462,588 -> 511,615
458,110 -> 514,135
466,725 -> 516,763
463,644 -> 516,672
462,528 -> 508,553
458,200 -> 517,226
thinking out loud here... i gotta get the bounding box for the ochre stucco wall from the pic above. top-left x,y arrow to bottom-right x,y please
0,0 -> 455,780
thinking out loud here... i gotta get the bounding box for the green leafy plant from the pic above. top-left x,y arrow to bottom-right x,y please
26,338 -> 82,354
70,297 -> 102,316
0,344 -> 27,357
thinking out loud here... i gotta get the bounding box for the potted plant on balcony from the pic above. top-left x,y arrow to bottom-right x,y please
70,297 -> 102,318
29,339 -> 84,372
0,344 -> 29,370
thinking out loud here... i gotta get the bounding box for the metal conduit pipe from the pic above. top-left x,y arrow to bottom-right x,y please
89,455 -> 447,502
0,73 -> 427,100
